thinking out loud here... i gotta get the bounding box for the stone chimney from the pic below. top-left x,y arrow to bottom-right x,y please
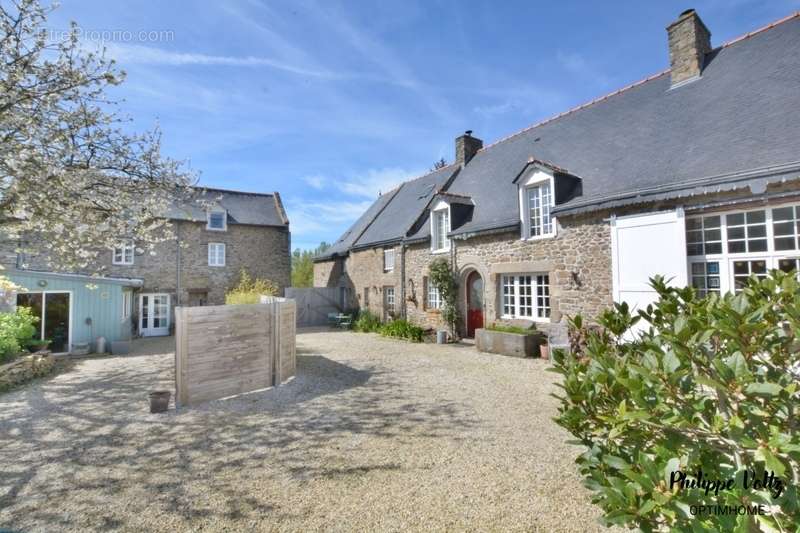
667,9 -> 712,86
455,130 -> 483,167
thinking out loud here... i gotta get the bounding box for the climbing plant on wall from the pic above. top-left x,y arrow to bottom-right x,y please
429,258 -> 459,337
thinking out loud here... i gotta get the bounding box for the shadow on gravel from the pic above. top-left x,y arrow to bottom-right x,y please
0,337 -> 478,530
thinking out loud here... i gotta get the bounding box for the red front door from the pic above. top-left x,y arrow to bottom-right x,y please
466,271 -> 484,337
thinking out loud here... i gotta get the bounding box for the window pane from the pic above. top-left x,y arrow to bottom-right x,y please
705,242 -> 722,254
746,210 -> 765,224
686,218 -> 702,231
778,258 -> 800,273
775,237 -> 796,251
687,243 -> 704,256
748,225 -> 766,239
773,207 -> 795,221
536,275 -> 550,318
728,240 -> 746,254
686,230 -> 702,244
728,226 -> 745,240
703,216 -> 721,228
774,221 -> 795,236
726,213 -> 744,226
748,239 -> 767,252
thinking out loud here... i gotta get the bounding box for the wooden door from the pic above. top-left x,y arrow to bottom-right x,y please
466,271 -> 483,337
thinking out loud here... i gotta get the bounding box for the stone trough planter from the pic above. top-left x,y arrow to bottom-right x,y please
474,328 -> 546,358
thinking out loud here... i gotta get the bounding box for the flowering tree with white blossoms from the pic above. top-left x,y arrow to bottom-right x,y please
0,0 -> 197,278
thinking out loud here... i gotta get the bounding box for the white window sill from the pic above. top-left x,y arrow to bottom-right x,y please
206,227 -> 227,232
500,314 -> 550,323
430,248 -> 451,255
208,264 -> 226,268
112,262 -> 134,266
521,233 -> 556,242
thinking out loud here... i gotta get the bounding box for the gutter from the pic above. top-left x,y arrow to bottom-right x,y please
553,161 -> 800,216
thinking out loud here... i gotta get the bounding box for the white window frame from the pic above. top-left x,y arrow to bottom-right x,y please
208,242 -> 226,267
685,202 -> 800,294
431,201 -> 451,253
384,286 -> 395,313
383,248 -> 395,272
426,280 -> 442,310
519,169 -> 556,241
122,290 -> 132,320
207,208 -> 227,231
500,273 -> 550,322
112,241 -> 135,265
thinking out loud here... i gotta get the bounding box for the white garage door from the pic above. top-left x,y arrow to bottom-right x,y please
611,209 -> 688,315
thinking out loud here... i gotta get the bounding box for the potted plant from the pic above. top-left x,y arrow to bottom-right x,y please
28,339 -> 51,353
537,331 -> 550,360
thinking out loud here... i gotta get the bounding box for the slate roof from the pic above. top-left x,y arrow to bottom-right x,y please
320,12 -> 800,255
317,165 -> 458,259
168,187 -> 289,228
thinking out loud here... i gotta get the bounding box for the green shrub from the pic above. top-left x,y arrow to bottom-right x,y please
379,319 -> 424,343
486,323 -> 535,335
0,307 -> 39,363
551,273 -> 800,531
353,310 -> 382,333
225,269 -> 278,304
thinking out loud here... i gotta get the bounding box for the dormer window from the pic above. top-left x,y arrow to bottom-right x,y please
431,201 -> 451,253
207,208 -> 227,231
519,169 -> 556,240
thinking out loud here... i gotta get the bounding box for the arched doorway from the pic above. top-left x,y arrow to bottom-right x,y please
465,270 -> 484,338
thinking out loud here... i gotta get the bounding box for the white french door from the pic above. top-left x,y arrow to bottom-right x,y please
139,293 -> 170,337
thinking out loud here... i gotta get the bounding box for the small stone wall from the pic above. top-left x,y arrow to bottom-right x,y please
0,352 -> 55,391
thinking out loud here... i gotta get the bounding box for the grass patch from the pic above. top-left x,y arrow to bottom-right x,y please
485,323 -> 536,335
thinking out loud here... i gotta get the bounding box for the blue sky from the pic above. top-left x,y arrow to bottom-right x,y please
48,0 -> 799,251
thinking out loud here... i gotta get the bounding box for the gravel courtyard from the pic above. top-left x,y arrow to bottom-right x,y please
0,330 -> 608,532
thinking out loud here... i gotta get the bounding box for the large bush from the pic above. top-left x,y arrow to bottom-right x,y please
552,273 -> 800,531
225,269 -> 278,305
0,307 -> 39,363
379,319 -> 424,343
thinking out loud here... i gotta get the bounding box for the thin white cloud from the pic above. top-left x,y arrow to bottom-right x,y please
556,50 -> 612,87
303,175 -> 327,190
101,42 -> 342,78
340,167 -> 422,198
285,199 -> 374,237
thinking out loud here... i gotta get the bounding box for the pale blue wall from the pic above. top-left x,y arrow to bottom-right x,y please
8,272 -> 135,348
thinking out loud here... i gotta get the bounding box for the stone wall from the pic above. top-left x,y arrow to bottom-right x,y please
404,243 -> 449,331
312,215 -> 613,340
345,246 -> 401,319
452,213 -> 612,344
2,220 -> 291,315
313,258 -> 344,288
0,353 -> 55,391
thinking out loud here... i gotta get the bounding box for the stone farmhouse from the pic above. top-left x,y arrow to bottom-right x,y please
1,187 -> 291,351
314,10 -> 800,345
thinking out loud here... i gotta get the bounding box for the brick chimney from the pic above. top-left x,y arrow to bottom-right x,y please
455,130 -> 483,167
667,9 -> 712,86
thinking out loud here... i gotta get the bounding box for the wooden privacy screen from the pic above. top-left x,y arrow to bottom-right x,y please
174,300 -> 296,406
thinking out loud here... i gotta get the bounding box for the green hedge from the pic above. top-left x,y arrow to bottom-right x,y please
551,272 -> 800,531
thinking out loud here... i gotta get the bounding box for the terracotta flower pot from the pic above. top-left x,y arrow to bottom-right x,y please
539,344 -> 550,360
149,390 -> 171,413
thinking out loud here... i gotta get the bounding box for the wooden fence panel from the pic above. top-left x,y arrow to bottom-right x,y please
174,302 -> 295,406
